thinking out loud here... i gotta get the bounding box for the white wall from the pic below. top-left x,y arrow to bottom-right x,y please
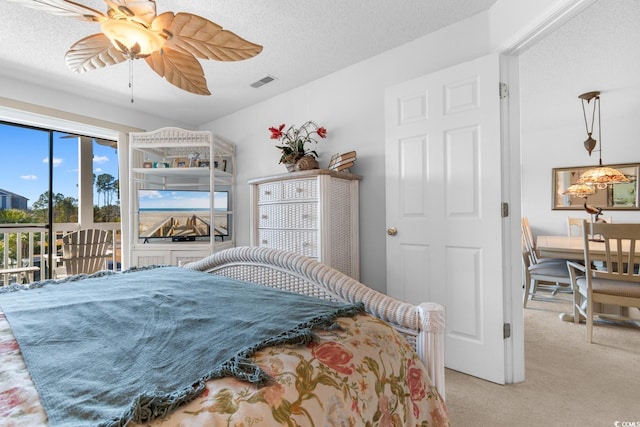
520,0 -> 640,238
202,0 -> 584,293
201,12 -> 494,292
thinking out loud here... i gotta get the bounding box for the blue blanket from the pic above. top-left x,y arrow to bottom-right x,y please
0,266 -> 362,427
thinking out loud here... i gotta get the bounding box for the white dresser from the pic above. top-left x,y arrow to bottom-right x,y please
249,169 -> 361,279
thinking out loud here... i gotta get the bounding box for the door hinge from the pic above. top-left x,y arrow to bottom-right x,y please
503,323 -> 511,339
501,202 -> 509,218
499,82 -> 508,99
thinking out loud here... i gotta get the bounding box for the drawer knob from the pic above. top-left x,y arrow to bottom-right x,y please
302,214 -> 309,219
261,214 -> 268,219
264,190 -> 271,195
261,239 -> 268,244
296,188 -> 303,193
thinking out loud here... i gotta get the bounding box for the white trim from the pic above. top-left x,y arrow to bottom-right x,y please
502,0 -> 598,55
0,96 -> 140,139
500,54 -> 525,384
498,0 -> 594,383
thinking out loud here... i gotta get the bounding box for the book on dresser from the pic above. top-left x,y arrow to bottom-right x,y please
249,169 -> 361,279
332,160 -> 355,171
328,151 -> 357,171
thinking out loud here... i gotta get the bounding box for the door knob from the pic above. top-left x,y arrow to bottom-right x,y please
387,227 -> 398,236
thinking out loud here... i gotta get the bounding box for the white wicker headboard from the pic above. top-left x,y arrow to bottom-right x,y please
183,246 -> 445,398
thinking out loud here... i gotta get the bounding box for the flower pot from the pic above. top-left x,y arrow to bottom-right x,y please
285,162 -> 297,172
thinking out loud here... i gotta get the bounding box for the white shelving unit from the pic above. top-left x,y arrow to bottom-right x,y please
126,127 -> 235,268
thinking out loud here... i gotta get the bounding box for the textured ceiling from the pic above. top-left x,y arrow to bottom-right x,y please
520,0 -> 640,132
0,0 -> 497,127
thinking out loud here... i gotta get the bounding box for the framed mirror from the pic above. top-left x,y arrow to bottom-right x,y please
552,163 -> 639,210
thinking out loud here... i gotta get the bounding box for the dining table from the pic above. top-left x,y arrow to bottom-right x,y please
536,234 -> 638,262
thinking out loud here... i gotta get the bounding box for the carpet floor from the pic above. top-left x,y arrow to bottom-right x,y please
445,293 -> 640,426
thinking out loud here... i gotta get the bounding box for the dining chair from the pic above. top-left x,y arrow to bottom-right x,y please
521,218 -> 573,307
567,221 -> 640,343
522,218 -> 567,266
60,229 -> 111,276
567,216 -> 612,237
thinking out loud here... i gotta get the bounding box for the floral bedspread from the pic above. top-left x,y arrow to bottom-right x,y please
0,312 -> 449,426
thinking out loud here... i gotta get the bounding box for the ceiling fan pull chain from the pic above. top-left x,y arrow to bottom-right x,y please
129,59 -> 134,104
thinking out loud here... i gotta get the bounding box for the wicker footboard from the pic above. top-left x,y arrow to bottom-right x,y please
183,246 -> 446,398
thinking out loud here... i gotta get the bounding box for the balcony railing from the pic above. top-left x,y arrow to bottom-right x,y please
0,223 -> 120,286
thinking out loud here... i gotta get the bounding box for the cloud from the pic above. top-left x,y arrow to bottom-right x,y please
94,168 -> 103,173
93,155 -> 109,164
20,175 -> 37,180
43,157 -> 63,167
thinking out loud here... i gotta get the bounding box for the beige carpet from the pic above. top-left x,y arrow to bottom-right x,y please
445,294 -> 640,426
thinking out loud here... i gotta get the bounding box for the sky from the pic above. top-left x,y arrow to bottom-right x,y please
139,189 -> 228,211
0,122 -> 119,208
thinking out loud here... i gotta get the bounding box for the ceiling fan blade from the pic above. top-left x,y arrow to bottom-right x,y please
65,34 -> 127,73
102,0 -> 157,25
5,0 -> 106,22
155,12 -> 263,62
145,48 -> 210,95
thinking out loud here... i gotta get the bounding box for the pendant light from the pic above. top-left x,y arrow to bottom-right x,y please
575,91 -> 629,187
562,183 -> 595,198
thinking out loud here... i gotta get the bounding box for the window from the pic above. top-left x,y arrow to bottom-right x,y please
0,122 -> 119,224
0,119 -> 121,279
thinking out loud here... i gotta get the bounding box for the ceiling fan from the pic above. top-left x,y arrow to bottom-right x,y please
7,0 -> 263,96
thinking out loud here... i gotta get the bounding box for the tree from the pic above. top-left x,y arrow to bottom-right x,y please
96,173 -> 115,207
58,196 -> 77,222
30,191 -> 77,223
0,208 -> 37,224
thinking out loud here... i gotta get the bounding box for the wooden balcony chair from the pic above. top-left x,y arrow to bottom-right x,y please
521,217 -> 572,307
567,221 -> 640,343
60,229 -> 111,277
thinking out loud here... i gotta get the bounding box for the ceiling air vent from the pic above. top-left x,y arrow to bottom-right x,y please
250,75 -> 277,88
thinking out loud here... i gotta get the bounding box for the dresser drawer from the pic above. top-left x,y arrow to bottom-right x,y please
281,179 -> 317,201
256,229 -> 318,257
258,203 -> 317,229
256,182 -> 282,203
256,179 -> 318,204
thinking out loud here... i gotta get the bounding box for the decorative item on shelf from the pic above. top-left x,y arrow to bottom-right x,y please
269,120 -> 327,172
153,161 -> 170,168
188,152 -> 200,167
174,157 -> 189,168
143,161 -> 153,169
197,159 -> 210,168
575,91 -> 630,189
328,150 -> 357,172
294,155 -> 319,171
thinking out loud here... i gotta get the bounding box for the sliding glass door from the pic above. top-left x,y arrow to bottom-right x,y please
0,121 -> 120,281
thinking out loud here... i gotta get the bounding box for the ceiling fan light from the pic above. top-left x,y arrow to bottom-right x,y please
101,19 -> 165,57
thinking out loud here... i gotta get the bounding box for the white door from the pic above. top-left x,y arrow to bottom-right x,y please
384,53 -> 505,384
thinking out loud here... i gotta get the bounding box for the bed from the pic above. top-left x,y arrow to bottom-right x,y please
0,246 -> 447,426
